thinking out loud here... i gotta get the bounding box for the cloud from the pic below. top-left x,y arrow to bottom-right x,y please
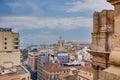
64,0 -> 114,12
7,0 -> 44,16
0,16 -> 92,31
22,34 -> 58,44
8,2 -> 23,8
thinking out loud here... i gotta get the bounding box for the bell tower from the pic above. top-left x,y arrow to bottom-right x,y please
100,0 -> 120,80
107,0 -> 120,68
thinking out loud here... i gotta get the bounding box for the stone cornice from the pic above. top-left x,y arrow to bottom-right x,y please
88,50 -> 110,57
107,0 -> 120,5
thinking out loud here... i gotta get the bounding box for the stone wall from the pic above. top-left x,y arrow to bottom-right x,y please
100,66 -> 120,80
92,10 -> 114,52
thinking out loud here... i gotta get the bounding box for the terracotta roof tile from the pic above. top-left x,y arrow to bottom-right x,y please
43,62 -> 65,72
79,66 -> 94,73
63,66 -> 94,73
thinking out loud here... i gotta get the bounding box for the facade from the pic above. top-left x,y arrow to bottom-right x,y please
56,50 -> 69,65
40,62 -> 69,80
101,0 -> 120,80
28,52 -> 39,72
0,28 -> 20,52
89,7 -> 115,80
78,67 -> 93,80
37,53 -> 49,80
0,28 -> 30,80
90,0 -> 120,80
68,66 -> 93,80
37,53 -> 69,80
0,28 -> 20,66
92,10 -> 114,52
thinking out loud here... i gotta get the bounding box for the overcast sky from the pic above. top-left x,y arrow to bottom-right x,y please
0,0 -> 113,45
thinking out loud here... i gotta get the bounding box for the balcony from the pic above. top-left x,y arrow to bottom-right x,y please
88,50 -> 110,69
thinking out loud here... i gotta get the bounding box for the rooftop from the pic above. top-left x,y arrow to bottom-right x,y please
65,66 -> 94,73
43,62 -> 66,72
28,52 -> 40,57
0,65 -> 29,77
57,50 -> 68,53
79,66 -> 94,73
0,28 -> 12,32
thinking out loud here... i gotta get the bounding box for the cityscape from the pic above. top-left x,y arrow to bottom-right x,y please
0,0 -> 120,80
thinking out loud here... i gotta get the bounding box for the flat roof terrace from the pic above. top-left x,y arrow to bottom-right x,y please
0,65 -> 28,77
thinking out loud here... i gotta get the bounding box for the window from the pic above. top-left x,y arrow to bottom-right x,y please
4,47 -> 7,49
14,38 -> 19,41
14,47 -> 19,49
56,66 -> 57,68
89,73 -> 91,76
14,42 -> 19,45
57,75 -> 59,78
52,75 -> 54,79
28,77 -> 29,80
21,78 -> 25,80
50,75 -> 52,79
67,70 -> 69,72
5,38 -> 7,40
4,42 -> 7,45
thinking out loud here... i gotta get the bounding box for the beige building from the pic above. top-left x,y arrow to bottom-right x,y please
0,28 -> 20,66
39,62 -> 69,80
78,66 -> 93,80
0,28 -> 30,80
28,52 -> 39,71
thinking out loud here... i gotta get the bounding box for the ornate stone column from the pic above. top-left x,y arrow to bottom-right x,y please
107,0 -> 120,68
107,0 -> 120,64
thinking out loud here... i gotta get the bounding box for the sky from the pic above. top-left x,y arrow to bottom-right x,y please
0,0 -> 114,46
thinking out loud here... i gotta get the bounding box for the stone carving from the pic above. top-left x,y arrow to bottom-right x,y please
100,0 -> 120,80
90,0 -> 120,79
92,10 -> 114,52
